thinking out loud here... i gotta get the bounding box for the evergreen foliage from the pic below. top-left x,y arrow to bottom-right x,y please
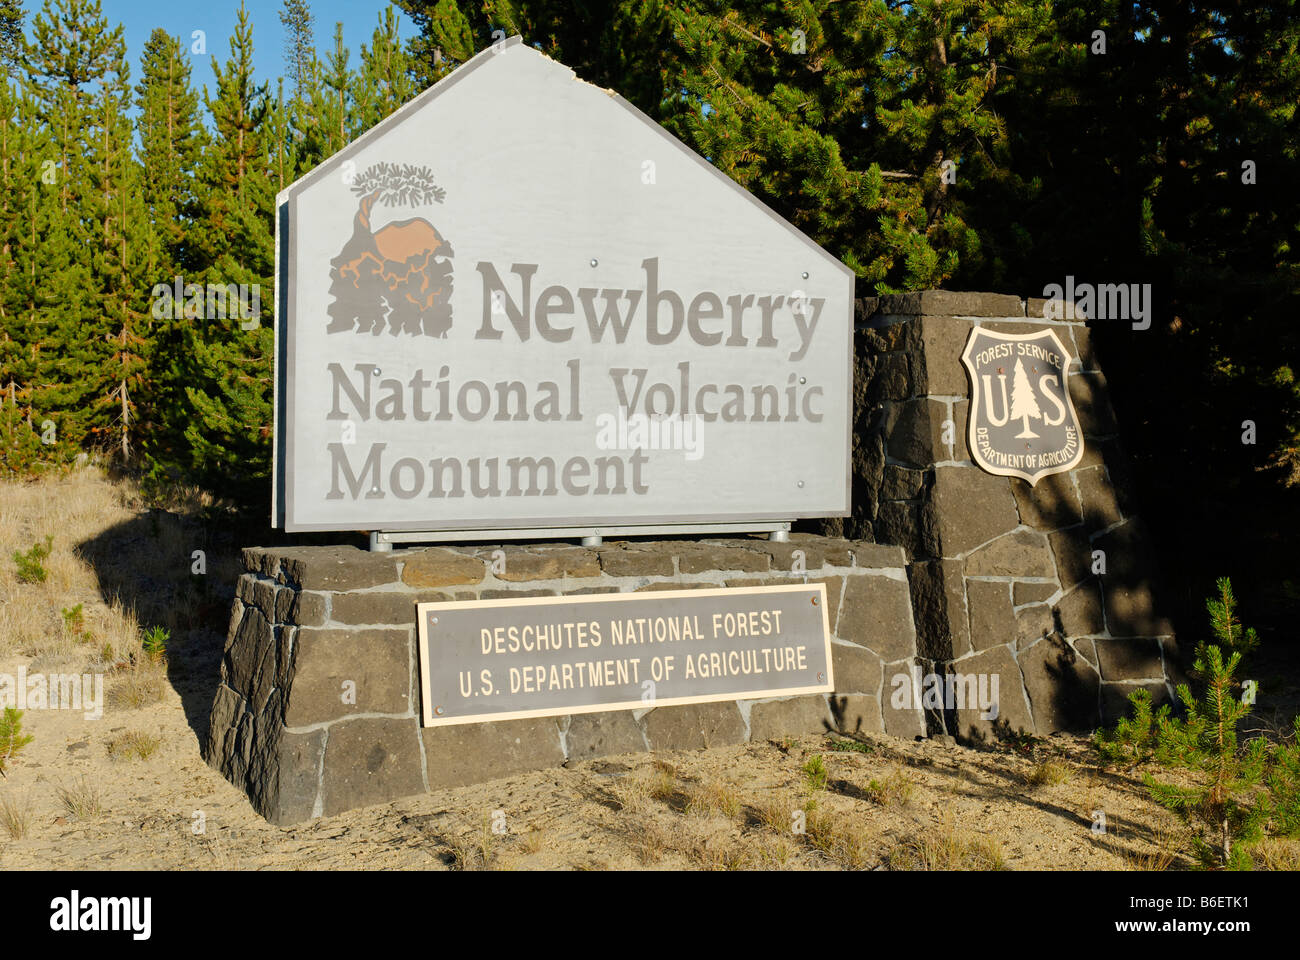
1144,644 -> 1268,870
279,0 -> 316,99
0,707 -> 33,776
1095,577 -> 1300,869
181,0 -> 275,501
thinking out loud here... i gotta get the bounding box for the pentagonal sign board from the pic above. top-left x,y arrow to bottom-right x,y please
273,36 -> 853,534
961,326 -> 1085,484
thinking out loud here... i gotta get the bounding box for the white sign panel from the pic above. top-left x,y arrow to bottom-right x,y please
274,37 -> 853,533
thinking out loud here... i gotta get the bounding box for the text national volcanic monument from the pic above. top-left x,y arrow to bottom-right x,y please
273,35 -> 853,540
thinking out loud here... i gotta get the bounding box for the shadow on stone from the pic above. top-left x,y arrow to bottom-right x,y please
957,716 -> 1039,753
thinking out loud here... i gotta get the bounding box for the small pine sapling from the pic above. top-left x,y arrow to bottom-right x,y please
1200,576 -> 1259,663
61,603 -> 85,639
0,708 -> 34,776
12,535 -> 53,584
802,754 -> 828,792
1144,645 -> 1269,869
141,625 -> 169,664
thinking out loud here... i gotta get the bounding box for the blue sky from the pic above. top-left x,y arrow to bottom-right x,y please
42,1 -> 420,92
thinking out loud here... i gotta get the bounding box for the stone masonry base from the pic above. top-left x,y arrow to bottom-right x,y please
206,537 -> 922,824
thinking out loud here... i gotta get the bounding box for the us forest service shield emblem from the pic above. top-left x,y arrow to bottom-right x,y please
961,327 -> 1085,485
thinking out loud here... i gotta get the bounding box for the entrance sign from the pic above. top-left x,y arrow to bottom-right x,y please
273,37 -> 853,534
416,583 -> 833,727
961,327 -> 1085,484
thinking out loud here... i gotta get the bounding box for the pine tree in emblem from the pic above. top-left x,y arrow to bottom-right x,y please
1009,358 -> 1043,439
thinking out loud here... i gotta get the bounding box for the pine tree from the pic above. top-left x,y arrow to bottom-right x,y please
1093,686 -> 1163,767
397,0 -> 477,85
84,37 -> 152,462
303,21 -> 356,164
0,78 -> 25,389
0,0 -> 23,69
265,77 -> 290,194
1267,717 -> 1300,840
181,0 -> 275,502
0,75 -> 54,472
1146,644 -> 1269,869
24,0 -> 129,454
1009,357 -> 1042,438
975,1 -> 1300,628
397,0 -> 1058,292
7,102 -> 81,471
0,707 -> 34,775
1097,577 -> 1299,869
1201,576 -> 1261,664
135,30 -> 203,271
354,5 -> 417,131
135,29 -> 204,480
279,0 -> 316,100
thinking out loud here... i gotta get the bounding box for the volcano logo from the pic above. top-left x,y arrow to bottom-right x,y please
326,163 -> 453,337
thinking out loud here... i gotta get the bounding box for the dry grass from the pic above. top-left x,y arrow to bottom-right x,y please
609,776 -> 649,815
754,838 -> 794,867
446,839 -> 485,870
56,776 -> 104,821
686,780 -> 743,820
444,823 -> 500,871
621,818 -> 670,864
1118,820 -> 1189,871
864,767 -> 915,807
806,807 -> 872,868
889,813 -> 1009,871
0,793 -> 33,840
0,467 -> 188,673
645,758 -> 681,805
609,760 -> 688,815
0,465 -> 238,682
1124,844 -> 1179,871
1026,760 -> 1075,788
445,815 -> 508,871
109,661 -> 168,710
684,835 -> 750,870
106,729 -> 163,762
0,468 -> 133,661
748,791 -> 871,868
1251,837 -> 1300,871
756,793 -> 805,835
518,825 -> 547,856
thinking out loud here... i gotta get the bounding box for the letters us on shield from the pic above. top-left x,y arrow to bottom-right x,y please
960,327 -> 1085,485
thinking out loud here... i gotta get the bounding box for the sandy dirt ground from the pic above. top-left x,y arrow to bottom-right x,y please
0,647 -> 1200,871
